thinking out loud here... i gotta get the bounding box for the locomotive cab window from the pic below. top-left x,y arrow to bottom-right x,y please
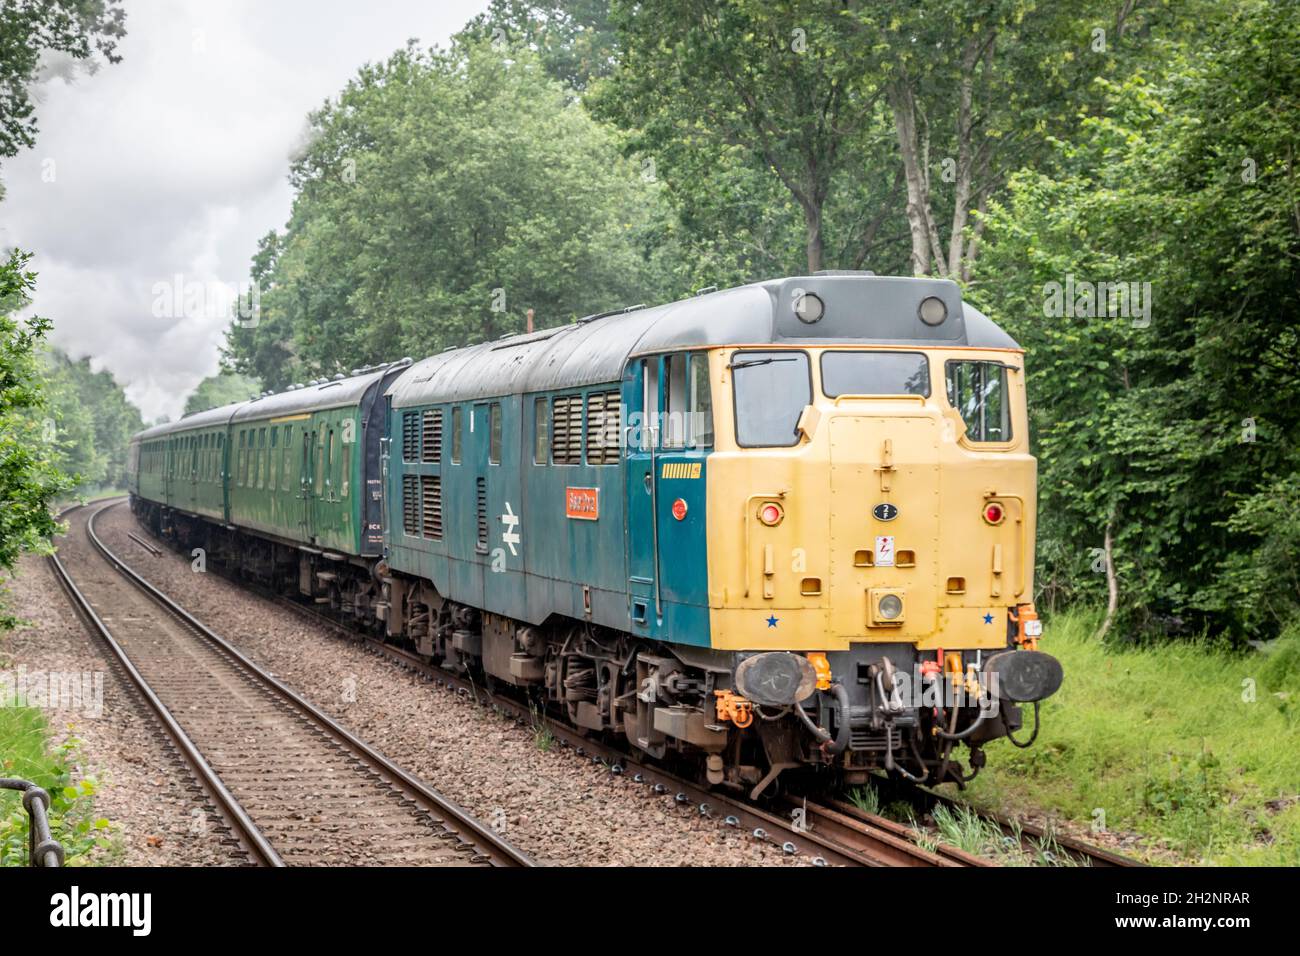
690,353 -> 713,447
730,350 -> 810,447
946,360 -> 1013,443
821,351 -> 930,397
451,407 -> 463,463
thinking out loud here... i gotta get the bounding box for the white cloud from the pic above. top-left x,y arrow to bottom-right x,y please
0,0 -> 488,421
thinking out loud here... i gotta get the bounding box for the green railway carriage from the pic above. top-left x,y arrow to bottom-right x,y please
128,403 -> 242,523
225,367 -> 402,555
129,363 -> 410,620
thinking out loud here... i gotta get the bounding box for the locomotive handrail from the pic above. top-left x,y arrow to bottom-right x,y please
0,778 -> 64,867
831,394 -> 928,404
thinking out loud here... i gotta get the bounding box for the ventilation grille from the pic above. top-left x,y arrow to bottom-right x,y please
476,477 -> 488,551
586,390 -> 621,464
402,475 -> 419,535
401,412 -> 419,461
551,395 -> 583,464
421,408 -> 442,462
420,474 -> 442,539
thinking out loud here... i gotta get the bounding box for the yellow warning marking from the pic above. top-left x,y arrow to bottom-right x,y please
661,462 -> 702,479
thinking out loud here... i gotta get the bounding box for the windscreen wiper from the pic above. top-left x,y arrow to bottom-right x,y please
729,356 -> 798,370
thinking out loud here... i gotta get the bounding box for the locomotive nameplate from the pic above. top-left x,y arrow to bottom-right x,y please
872,502 -> 899,521
565,487 -> 600,521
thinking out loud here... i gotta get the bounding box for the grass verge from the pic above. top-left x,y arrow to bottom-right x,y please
0,707 -> 113,866
962,607 -> 1300,864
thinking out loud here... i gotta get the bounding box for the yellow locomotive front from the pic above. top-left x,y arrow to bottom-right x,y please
699,277 -> 1062,795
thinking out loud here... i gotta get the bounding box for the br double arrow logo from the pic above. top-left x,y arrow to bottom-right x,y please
500,501 -> 521,556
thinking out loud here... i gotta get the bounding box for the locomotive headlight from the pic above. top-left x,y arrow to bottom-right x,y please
983,501 -> 1006,525
794,292 -> 824,324
757,502 -> 784,527
869,588 -> 905,626
918,295 -> 948,326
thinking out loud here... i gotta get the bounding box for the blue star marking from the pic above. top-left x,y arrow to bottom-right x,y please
766,615 -> 779,628
982,613 -> 994,625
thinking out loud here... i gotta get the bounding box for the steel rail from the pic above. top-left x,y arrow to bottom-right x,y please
85,501 -> 532,867
49,501 -> 282,866
264,593 -> 951,867
58,500 -> 530,867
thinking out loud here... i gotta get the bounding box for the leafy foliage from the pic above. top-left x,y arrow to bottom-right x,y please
0,251 -> 72,628
0,711 -> 113,866
971,0 -> 1300,640
39,348 -> 144,491
0,0 -> 126,160
224,39 -> 681,389
182,369 -> 261,416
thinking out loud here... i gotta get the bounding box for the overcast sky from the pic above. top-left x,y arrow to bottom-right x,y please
0,0 -> 489,422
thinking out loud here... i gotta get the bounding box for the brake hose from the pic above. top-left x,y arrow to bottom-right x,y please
793,683 -> 851,755
1004,700 -> 1041,748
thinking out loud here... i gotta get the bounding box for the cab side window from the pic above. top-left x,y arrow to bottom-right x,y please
945,361 -> 1013,443
652,352 -> 714,450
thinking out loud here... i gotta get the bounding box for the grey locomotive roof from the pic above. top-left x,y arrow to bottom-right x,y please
389,274 -> 1019,408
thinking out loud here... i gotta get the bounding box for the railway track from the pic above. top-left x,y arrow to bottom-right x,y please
261,587 -> 969,867
105,501 -> 1139,869
51,500 -> 530,867
271,598 -> 1141,868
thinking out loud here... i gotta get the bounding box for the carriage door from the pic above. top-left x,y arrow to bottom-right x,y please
299,425 -> 314,541
624,356 -> 661,635
188,435 -> 199,512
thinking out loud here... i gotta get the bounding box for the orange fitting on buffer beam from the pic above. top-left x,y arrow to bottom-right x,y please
714,690 -> 754,728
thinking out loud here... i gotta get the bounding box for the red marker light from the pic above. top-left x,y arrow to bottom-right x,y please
672,498 -> 688,520
759,502 -> 784,526
983,502 -> 1005,525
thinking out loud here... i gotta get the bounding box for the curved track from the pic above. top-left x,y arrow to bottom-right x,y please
51,500 -> 530,867
109,500 -> 1140,868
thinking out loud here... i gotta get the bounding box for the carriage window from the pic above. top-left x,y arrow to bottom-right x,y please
821,351 -> 930,397
731,350 -> 811,447
533,397 -> 549,464
945,361 -> 1013,442
489,403 -> 502,464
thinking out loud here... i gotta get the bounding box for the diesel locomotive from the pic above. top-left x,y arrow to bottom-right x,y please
128,273 -> 1063,797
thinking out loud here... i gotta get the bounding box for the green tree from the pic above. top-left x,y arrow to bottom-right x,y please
0,0 -> 126,159
970,0 -> 1300,640
0,251 -> 72,627
39,349 -> 144,489
592,0 -> 1202,280
461,0 -> 617,92
182,370 -> 261,416
226,39 -> 682,388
